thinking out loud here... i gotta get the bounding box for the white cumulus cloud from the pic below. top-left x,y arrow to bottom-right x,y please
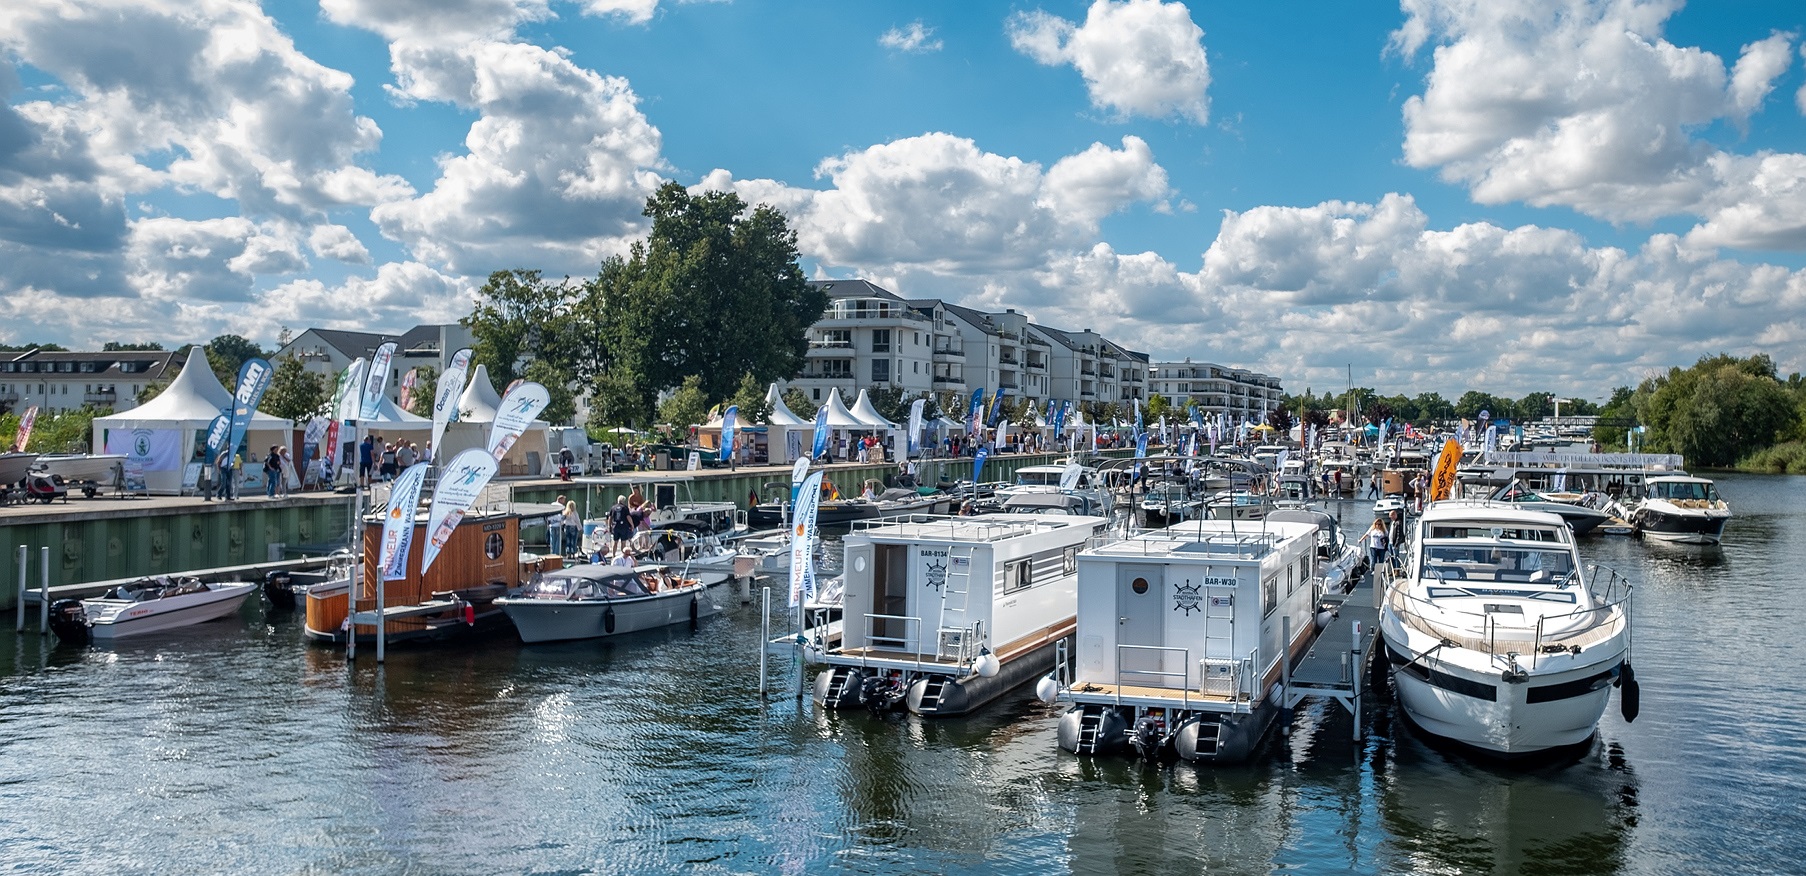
1393,0 -> 1806,250
1008,0 -> 1211,123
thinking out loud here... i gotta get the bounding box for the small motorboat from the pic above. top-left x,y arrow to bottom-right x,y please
49,576 -> 258,643
496,563 -> 722,643
33,454 -> 125,496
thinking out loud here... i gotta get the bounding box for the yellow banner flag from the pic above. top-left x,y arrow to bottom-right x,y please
1429,438 -> 1463,502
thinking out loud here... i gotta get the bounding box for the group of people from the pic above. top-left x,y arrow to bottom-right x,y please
358,434 -> 429,485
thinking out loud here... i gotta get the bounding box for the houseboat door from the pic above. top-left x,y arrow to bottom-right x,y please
1117,564 -> 1165,684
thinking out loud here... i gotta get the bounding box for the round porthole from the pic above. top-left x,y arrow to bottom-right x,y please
484,532 -> 504,559
1132,577 -> 1149,594
854,556 -> 868,573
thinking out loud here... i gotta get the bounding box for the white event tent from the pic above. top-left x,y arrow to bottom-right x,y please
436,364 -> 551,476
91,354 -> 292,495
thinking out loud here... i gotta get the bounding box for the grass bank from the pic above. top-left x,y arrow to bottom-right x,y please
1738,441 -> 1806,474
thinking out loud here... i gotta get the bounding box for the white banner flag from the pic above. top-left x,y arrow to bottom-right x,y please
488,382 -> 551,459
788,470 -> 824,608
378,462 -> 429,581
420,448 -> 500,575
432,348 -> 472,459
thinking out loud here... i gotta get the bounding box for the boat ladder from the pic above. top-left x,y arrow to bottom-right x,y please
822,666 -> 859,706
916,675 -> 949,713
936,545 -> 976,661
1075,706 -> 1106,754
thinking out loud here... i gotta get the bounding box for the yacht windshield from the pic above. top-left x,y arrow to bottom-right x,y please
1653,481 -> 1713,501
1422,546 -> 1574,583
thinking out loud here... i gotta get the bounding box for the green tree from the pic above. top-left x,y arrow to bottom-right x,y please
261,354 -> 328,421
205,334 -> 268,387
728,372 -> 772,423
464,269 -> 579,395
593,183 -> 823,422
656,375 -> 712,431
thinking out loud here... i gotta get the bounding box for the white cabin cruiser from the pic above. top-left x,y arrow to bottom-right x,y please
1632,475 -> 1731,544
49,577 -> 257,643
496,562 -> 722,643
1054,518 -> 1323,763
1378,502 -> 1638,756
810,512 -> 1107,716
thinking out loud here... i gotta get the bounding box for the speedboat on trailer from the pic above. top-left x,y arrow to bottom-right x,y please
1632,475 -> 1731,544
1378,501 -> 1638,757
50,576 -> 257,643
1054,518 -> 1323,763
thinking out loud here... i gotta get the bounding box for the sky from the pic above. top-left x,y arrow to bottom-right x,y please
3,0 -> 1805,400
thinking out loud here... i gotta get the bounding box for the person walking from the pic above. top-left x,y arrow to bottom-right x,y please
1364,517 -> 1389,571
215,448 -> 236,502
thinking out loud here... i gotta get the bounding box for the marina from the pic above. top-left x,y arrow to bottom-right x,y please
4,472 -> 1801,873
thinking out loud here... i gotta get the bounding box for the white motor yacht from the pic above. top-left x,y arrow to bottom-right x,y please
49,577 -> 258,643
1378,502 -> 1638,756
1632,475 -> 1731,544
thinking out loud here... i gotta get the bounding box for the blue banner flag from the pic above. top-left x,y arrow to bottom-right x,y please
811,404 -> 830,460
720,405 -> 738,462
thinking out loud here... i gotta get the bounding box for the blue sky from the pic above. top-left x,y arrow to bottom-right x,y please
3,0 -> 1806,399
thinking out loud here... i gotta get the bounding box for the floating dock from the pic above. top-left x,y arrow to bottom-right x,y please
1283,567 -> 1382,739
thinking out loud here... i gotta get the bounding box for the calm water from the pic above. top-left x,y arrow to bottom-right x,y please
4,473 -> 1804,875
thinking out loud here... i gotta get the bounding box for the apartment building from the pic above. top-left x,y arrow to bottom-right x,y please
0,349 -> 184,414
1149,358 -> 1284,422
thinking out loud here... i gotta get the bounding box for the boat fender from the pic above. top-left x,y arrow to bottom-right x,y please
1619,663 -> 1640,723
604,606 -> 616,635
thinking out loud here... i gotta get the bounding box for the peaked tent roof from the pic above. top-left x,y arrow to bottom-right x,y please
765,384 -> 808,426
456,364 -> 504,422
93,353 -> 289,428
849,390 -> 898,429
820,388 -> 866,428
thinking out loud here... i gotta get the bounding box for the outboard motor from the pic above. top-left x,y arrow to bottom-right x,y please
861,672 -> 910,713
1129,714 -> 1167,762
48,599 -> 91,645
263,570 -> 297,611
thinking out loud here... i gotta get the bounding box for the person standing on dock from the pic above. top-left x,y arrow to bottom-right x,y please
215,448 -> 236,502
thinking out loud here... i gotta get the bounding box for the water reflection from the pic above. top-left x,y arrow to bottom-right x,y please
1375,727 -> 1637,876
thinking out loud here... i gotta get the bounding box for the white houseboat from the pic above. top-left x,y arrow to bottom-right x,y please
811,512 -> 1107,717
1054,518 -> 1323,763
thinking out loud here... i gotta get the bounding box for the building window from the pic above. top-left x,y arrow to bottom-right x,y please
872,329 -> 891,353
872,359 -> 890,383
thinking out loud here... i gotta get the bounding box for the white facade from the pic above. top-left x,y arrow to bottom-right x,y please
1150,359 -> 1284,421
0,349 -> 182,414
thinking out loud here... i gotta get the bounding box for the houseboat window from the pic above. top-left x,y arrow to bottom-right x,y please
1262,575 -> 1277,617
1131,577 -> 1149,595
1004,559 -> 1034,594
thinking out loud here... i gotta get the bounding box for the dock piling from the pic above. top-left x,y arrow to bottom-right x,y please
39,546 -> 49,634
758,585 -> 770,694
14,546 -> 24,633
